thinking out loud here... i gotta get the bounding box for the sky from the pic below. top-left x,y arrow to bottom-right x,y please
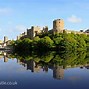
0,0 -> 89,40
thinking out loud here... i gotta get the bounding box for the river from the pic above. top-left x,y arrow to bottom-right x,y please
0,51 -> 89,89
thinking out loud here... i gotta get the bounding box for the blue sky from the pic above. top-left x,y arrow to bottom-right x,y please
0,0 -> 89,40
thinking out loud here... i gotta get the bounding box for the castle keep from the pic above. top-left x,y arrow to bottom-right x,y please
53,19 -> 64,34
17,19 -> 89,40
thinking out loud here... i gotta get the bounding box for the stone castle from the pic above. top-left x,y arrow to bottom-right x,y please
17,19 -> 89,40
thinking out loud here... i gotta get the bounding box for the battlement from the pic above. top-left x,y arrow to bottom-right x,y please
17,19 -> 89,40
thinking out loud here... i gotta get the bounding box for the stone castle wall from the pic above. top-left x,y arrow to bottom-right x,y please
17,19 -> 89,40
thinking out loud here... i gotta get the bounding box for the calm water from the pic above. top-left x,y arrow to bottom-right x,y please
0,51 -> 89,89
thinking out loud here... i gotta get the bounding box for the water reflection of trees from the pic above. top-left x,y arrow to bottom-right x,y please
10,51 -> 89,67
6,50 -> 89,79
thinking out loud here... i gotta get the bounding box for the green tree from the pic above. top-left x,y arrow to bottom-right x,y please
60,33 -> 77,51
37,36 -> 54,51
75,34 -> 86,51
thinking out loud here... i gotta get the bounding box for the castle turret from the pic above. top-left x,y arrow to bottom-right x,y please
43,26 -> 48,33
27,26 -> 41,39
53,19 -> 64,34
4,36 -> 8,43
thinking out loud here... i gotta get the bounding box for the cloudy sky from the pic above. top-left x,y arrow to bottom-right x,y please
0,0 -> 89,40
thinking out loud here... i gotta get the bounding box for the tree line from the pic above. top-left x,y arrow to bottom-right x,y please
11,32 -> 89,52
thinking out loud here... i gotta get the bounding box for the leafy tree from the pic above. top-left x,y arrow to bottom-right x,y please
75,34 -> 86,50
53,36 -> 63,49
60,33 -> 77,51
37,36 -> 54,50
12,32 -> 89,52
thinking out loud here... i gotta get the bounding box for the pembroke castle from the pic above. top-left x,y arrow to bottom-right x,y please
17,19 -> 89,40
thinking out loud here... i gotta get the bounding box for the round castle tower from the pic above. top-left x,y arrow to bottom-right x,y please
53,19 -> 64,34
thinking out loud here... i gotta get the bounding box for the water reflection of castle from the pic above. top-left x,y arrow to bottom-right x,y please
4,55 -> 8,62
17,59 -> 64,80
1,52 -> 89,80
17,59 -> 89,80
53,65 -> 64,79
0,51 -> 9,62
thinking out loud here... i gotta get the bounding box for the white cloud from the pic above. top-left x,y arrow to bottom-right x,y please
67,15 -> 82,23
0,8 -> 12,15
